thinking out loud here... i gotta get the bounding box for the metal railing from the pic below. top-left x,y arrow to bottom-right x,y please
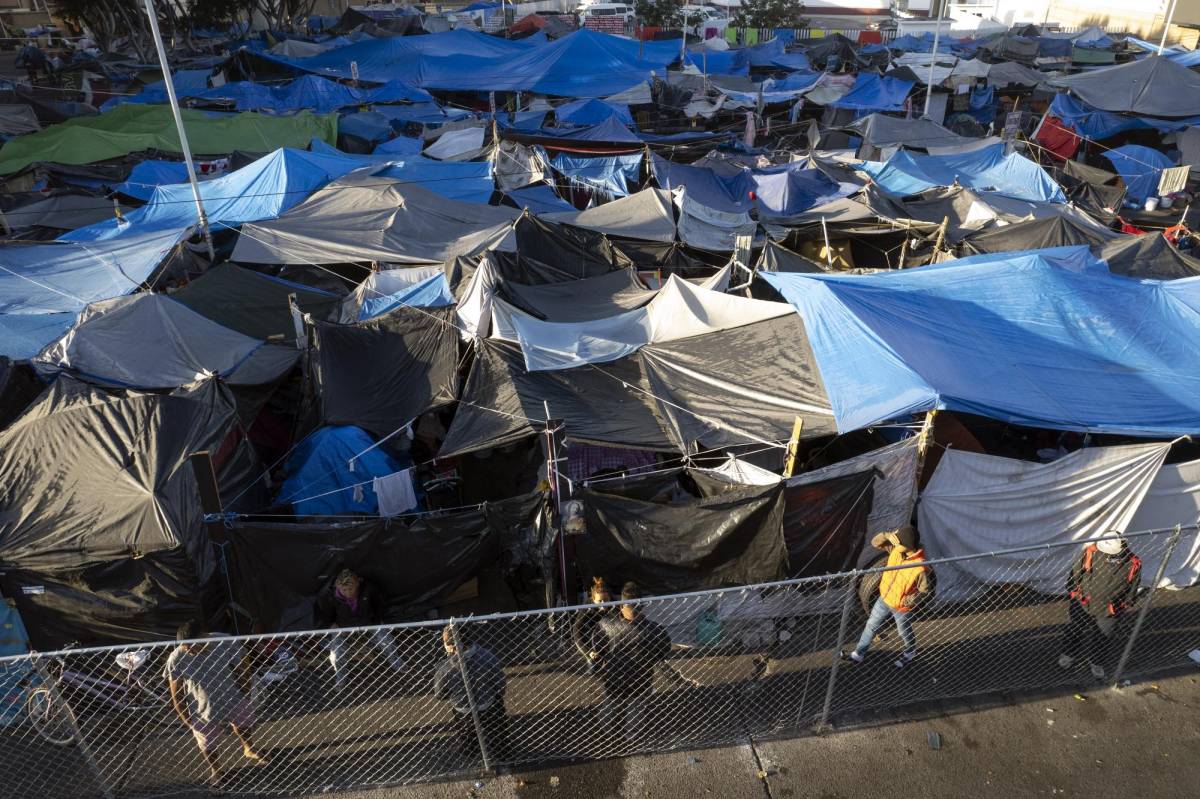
1,527 -> 1196,798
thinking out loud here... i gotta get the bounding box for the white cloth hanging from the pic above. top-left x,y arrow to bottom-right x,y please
374,469 -> 418,516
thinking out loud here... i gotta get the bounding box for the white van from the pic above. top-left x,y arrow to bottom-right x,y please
580,3 -> 637,25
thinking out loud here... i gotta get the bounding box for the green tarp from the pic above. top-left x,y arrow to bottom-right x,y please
0,105 -> 339,174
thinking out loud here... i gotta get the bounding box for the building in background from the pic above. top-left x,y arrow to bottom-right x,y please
950,0 -> 1200,43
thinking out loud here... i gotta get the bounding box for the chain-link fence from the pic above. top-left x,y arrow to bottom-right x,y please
2,527 -> 1197,798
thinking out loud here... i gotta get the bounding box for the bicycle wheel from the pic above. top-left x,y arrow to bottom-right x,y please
26,687 -> 78,747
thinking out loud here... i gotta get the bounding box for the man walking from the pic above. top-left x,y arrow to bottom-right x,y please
433,624 -> 508,761
166,621 -> 266,792
842,526 -> 932,669
1058,536 -> 1142,680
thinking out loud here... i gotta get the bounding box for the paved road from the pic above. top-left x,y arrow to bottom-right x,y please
331,672 -> 1200,799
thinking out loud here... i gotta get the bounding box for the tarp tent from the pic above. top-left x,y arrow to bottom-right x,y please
763,246 -> 1200,437
961,213 -> 1121,256
33,293 -> 300,389
1097,233 -> 1200,280
554,98 -> 634,126
845,113 -> 973,154
0,377 -> 262,648
578,468 -> 789,594
0,104 -> 338,174
102,69 -> 212,109
859,143 -> 1066,204
0,228 -> 185,359
308,305 -> 458,438
1101,144 -> 1176,204
171,262 -> 341,339
233,174 -> 518,265
830,73 -> 914,112
541,188 -> 676,243
278,426 -> 403,516
1052,55 -> 1200,117
188,75 -> 431,113
225,493 -> 545,629
0,193 -> 130,234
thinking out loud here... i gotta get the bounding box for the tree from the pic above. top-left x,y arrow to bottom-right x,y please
634,0 -> 683,29
732,0 -> 808,30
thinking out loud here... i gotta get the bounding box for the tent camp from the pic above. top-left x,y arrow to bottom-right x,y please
1052,55 -> 1200,117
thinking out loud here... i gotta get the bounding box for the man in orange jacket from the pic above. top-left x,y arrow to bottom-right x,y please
842,526 -> 933,669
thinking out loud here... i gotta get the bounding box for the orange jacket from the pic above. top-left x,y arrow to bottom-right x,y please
879,548 -> 930,613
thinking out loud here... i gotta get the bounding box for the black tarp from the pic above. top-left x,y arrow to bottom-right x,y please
1053,55 -> 1200,117
500,267 -> 655,321
0,377 -> 264,648
1058,160 -> 1124,220
782,469 -> 876,577
441,315 -> 837,457
0,356 -> 43,430
309,305 -> 458,437
172,262 -> 341,341
577,469 -> 787,595
961,214 -> 1120,255
226,492 -> 545,629
757,239 -> 829,273
504,215 -> 630,281
1096,233 -> 1200,279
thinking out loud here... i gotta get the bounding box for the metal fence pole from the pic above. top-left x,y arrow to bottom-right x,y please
1111,526 -> 1184,687
818,577 -> 859,730
448,619 -> 492,773
30,655 -> 114,799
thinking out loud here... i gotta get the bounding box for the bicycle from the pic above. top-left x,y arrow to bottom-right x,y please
25,648 -> 167,746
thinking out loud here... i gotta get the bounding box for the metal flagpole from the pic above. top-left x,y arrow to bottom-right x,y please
923,0 -> 947,119
141,0 -> 216,260
1159,0 -> 1180,55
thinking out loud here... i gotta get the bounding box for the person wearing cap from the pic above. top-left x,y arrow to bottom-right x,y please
315,568 -> 405,689
1058,535 -> 1142,680
842,526 -> 933,669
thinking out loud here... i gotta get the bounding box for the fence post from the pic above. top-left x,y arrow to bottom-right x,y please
448,619 -> 492,773
30,654 -> 114,799
818,577 -> 858,730
1111,526 -> 1184,687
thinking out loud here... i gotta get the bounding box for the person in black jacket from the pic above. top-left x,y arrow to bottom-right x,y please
433,624 -> 508,761
1058,536 -> 1142,680
592,582 -> 695,747
316,568 -> 404,689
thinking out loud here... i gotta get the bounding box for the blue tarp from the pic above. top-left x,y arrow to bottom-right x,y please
417,29 -> 680,98
374,134 -> 424,155
751,164 -> 847,218
555,98 -> 634,127
188,75 -> 432,113
64,147 -> 385,240
504,183 -> 576,213
102,69 -> 211,110
831,73 -> 913,112
860,143 -> 1066,204
376,156 -> 494,204
359,273 -> 455,320
1102,144 -> 1176,203
338,111 -> 394,143
967,84 -> 995,125
0,228 -> 184,358
550,151 -> 643,196
1125,36 -> 1200,66
771,52 -> 811,71
1048,93 -> 1200,139
761,70 -> 823,97
652,155 -> 848,216
686,47 -> 750,76
279,426 -> 404,516
744,38 -> 787,67
763,246 -> 1200,437
112,160 -> 195,201
373,102 -> 475,127
652,154 -> 751,213
888,33 -> 955,54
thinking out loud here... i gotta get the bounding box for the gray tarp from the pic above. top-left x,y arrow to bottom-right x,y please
232,173 -> 519,265
0,104 -> 39,137
2,193 -> 128,232
33,293 -> 300,388
845,114 -> 972,150
1097,233 -> 1200,280
442,313 -> 836,456
172,262 -> 341,340
1052,55 -> 1200,117
542,188 -> 677,243
503,267 -> 656,321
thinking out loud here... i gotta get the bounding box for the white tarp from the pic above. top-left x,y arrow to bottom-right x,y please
423,126 -> 487,161
1127,458 -> 1200,589
918,443 -> 1172,599
506,275 -> 791,371
790,438 -> 920,546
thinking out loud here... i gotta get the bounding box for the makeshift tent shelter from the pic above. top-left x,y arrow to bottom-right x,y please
554,98 -> 634,126
307,305 -> 458,438
171,262 -> 341,339
0,105 -> 338,175
1052,56 -> 1200,117
541,188 -> 676,243
1096,233 -> 1200,280
0,228 -> 185,359
919,444 -> 1172,600
763,246 -> 1200,437
233,174 -> 519,265
0,193 -> 130,234
859,143 -> 1066,204
225,492 -> 546,629
961,213 -> 1121,256
844,114 -> 973,158
0,377 -> 262,648
341,269 -> 456,322
0,104 -> 40,137
278,426 -> 404,516
33,294 -> 300,390
829,73 -> 914,112
1101,144 -> 1176,204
